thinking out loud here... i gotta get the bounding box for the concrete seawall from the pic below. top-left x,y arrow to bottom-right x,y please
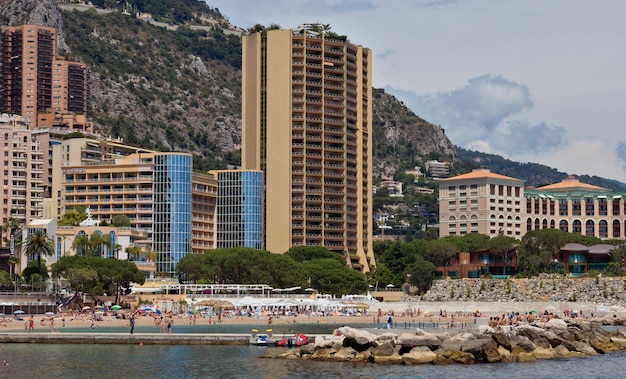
0,332 -> 251,345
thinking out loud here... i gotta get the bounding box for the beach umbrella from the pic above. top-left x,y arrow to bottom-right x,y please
44,312 -> 56,317
82,306 -> 91,311
13,310 -> 24,314
111,305 -> 122,311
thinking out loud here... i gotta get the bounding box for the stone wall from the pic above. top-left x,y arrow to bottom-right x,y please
418,274 -> 626,304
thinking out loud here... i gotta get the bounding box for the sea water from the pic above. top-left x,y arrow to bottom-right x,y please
1,343 -> 626,379
2,323 -> 626,378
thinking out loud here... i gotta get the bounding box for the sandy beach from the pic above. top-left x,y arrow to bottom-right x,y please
2,299 -> 615,333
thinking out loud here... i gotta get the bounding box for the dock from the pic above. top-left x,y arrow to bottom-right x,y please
0,332 -> 251,345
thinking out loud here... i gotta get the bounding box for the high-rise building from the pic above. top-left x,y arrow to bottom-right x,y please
242,25 -> 375,272
0,25 -> 89,127
58,148 -> 211,276
211,169 -> 263,250
0,113 -> 44,231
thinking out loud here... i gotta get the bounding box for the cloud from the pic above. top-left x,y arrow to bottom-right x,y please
411,0 -> 457,8
386,74 -> 568,155
616,141 -> 626,171
491,120 -> 567,155
294,0 -> 376,15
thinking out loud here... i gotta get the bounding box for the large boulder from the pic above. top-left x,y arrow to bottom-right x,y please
314,335 -> 343,349
371,341 -> 395,357
299,343 -> 316,356
334,346 -> 360,361
402,348 -> 437,365
543,331 -> 577,351
511,335 -> 536,353
440,350 -> 475,364
532,347 -> 556,360
483,341 -> 502,363
610,336 -> 626,349
589,335 -> 618,354
338,327 -> 377,352
572,341 -> 598,355
546,318 -> 568,330
492,331 -> 512,350
311,347 -> 338,360
460,338 -> 491,358
397,332 -> 441,349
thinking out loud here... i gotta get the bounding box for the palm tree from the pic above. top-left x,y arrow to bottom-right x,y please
3,216 -> 20,245
114,243 -> 122,260
146,251 -> 157,263
72,234 -> 90,255
89,233 -> 112,257
8,255 -> 20,278
23,229 -> 55,279
125,245 -> 141,261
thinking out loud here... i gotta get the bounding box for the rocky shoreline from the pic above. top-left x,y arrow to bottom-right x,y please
270,318 -> 626,365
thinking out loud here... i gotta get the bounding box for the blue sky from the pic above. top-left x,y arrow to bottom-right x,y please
207,0 -> 626,183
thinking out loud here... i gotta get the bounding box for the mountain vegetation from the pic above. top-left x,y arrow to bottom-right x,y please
456,147 -> 626,191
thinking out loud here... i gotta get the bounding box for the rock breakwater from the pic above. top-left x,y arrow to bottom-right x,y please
272,320 -> 626,365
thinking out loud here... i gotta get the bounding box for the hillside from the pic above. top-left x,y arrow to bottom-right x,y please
457,147 -> 626,191
59,1 -> 457,175
2,0 -> 622,189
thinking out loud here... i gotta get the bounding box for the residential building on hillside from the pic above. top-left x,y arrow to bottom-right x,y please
425,160 -> 449,178
439,169 -> 526,238
241,25 -> 375,272
0,114 -> 44,231
0,25 -> 89,128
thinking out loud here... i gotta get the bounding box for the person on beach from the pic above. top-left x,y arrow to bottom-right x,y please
129,314 -> 135,334
28,316 -> 34,332
387,315 -> 393,329
167,317 -> 172,334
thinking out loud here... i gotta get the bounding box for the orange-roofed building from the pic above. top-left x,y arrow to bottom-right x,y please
525,176 -> 626,239
439,169 -> 526,238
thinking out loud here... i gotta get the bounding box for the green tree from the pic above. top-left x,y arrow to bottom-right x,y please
3,216 -> 21,245
23,229 -> 55,279
366,263 -> 394,289
58,206 -> 87,226
303,259 -> 368,296
406,258 -> 436,294
112,214 -> 131,227
423,240 -> 458,267
285,246 -> 344,264
488,235 -> 519,264
51,255 -> 144,303
125,245 -> 142,261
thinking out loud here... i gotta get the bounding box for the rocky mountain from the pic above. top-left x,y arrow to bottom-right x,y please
0,0 -> 457,175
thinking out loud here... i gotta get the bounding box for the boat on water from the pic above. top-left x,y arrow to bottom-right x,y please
249,329 -> 276,346
275,333 -> 309,348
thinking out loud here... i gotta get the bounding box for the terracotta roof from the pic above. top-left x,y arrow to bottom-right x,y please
560,243 -> 588,252
588,244 -> 615,255
535,176 -> 607,192
442,169 -> 523,182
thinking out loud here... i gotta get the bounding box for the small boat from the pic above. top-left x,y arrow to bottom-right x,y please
276,333 -> 309,347
250,329 -> 276,346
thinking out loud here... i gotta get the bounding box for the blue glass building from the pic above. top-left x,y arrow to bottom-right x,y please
153,153 -> 192,274
213,170 -> 263,250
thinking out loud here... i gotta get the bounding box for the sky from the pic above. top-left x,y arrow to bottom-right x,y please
207,0 -> 626,183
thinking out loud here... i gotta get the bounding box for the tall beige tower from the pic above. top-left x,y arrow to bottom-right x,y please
242,26 -> 375,272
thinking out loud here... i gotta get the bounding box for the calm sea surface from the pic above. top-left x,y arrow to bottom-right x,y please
1,324 -> 626,378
